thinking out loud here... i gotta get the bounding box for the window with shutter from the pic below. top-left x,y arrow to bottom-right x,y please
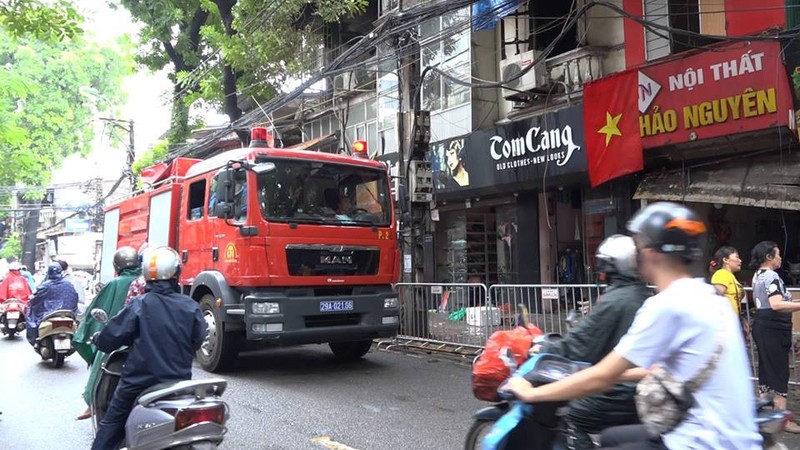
644,0 -> 671,61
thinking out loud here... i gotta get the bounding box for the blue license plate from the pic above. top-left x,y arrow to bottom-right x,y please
320,300 -> 354,312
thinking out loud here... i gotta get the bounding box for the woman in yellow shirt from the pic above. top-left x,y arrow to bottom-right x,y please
710,246 -> 745,314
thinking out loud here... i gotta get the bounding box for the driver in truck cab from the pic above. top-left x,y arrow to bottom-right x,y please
91,246 -> 207,450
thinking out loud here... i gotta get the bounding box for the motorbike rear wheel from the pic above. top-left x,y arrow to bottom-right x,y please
464,419 -> 497,450
53,352 -> 65,368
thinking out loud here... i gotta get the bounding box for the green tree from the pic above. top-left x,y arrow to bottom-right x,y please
0,232 -> 21,260
0,29 -> 131,187
118,0 -> 367,144
0,0 -> 83,41
0,28 -> 131,269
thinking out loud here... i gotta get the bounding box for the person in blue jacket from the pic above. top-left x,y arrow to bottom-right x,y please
90,246 -> 207,450
26,263 -> 78,346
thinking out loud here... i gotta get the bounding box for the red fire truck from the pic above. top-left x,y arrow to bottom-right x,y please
99,128 -> 400,372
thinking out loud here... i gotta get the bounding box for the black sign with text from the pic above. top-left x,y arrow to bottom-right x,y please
429,105 -> 588,200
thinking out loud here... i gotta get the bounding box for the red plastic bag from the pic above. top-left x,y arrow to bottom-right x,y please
472,325 -> 543,401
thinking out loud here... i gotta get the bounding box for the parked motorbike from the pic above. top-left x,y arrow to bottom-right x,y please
0,297 -> 27,338
34,309 -> 77,368
89,309 -> 229,449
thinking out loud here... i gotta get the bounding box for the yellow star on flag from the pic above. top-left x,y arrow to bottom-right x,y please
597,111 -> 623,146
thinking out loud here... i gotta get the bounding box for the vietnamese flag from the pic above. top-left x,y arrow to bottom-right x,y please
583,70 -> 643,187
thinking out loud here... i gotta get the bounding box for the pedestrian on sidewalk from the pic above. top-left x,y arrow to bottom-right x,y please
750,240 -> 800,433
709,246 -> 748,336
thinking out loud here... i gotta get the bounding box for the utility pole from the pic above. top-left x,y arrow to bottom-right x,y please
127,120 -> 135,188
100,117 -> 136,188
93,177 -> 104,232
396,0 -> 431,337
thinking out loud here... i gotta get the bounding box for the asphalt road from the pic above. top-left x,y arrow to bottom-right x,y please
0,335 -> 484,449
2,334 -> 799,449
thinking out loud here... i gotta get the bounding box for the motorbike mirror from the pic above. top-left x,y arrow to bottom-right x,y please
90,308 -> 108,324
566,310 -> 581,328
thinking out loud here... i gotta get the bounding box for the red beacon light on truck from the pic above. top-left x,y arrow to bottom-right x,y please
250,127 -> 274,148
352,140 -> 368,158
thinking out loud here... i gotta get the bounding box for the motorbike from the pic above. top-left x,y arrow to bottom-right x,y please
465,333 -> 793,450
465,333 -> 591,450
0,297 -> 27,338
34,309 -> 77,368
89,309 -> 229,449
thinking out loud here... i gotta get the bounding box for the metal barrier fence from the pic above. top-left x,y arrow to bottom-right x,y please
390,282 -> 800,387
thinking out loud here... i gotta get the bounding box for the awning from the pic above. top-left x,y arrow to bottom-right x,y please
634,152 -> 800,211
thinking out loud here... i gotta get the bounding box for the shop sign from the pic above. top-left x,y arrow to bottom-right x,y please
541,288 -> 559,300
430,105 -> 588,195
635,41 -> 793,147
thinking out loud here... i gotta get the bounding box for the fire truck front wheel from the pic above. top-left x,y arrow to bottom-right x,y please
328,340 -> 373,361
197,294 -> 241,372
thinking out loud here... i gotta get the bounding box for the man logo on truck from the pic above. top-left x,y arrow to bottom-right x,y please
320,255 -> 353,265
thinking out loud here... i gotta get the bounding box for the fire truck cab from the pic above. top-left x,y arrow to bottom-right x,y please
100,130 -> 400,372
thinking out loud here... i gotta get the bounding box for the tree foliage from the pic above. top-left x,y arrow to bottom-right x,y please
0,232 -> 21,260
0,0 -> 83,41
0,28 -> 131,188
118,0 -> 368,144
132,139 -> 170,176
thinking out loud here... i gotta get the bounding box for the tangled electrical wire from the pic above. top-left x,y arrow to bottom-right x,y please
168,0 -> 800,160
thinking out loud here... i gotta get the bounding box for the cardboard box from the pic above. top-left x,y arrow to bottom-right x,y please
466,306 -> 502,327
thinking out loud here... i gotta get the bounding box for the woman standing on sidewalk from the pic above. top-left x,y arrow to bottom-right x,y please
710,246 -> 745,315
751,240 -> 800,432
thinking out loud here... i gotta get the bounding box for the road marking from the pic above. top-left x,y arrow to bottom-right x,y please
311,436 -> 360,450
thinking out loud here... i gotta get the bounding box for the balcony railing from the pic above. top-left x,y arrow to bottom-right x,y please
545,46 -> 609,93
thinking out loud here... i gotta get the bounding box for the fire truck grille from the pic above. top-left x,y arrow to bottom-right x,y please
304,313 -> 361,328
286,246 -> 379,276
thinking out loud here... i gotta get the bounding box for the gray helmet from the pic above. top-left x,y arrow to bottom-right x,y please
142,246 -> 181,281
596,234 -> 638,278
113,246 -> 139,273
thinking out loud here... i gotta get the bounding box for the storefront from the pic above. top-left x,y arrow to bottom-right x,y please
609,40 -> 800,283
427,105 -> 596,285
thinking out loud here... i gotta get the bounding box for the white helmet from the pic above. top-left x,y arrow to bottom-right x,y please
8,261 -> 20,271
142,246 -> 181,281
596,234 -> 638,278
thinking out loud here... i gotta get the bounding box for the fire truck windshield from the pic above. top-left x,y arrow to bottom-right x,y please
256,158 -> 391,227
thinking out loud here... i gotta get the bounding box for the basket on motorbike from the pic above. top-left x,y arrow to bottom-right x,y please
472,325 -> 543,402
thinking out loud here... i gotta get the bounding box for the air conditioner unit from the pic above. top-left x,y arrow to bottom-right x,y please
333,72 -> 357,98
499,50 -> 548,99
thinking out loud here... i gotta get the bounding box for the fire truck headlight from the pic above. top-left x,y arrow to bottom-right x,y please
384,297 -> 399,309
252,302 -> 280,315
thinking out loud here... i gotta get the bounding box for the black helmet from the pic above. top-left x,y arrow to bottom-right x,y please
627,202 -> 707,262
47,263 -> 63,280
113,246 -> 139,272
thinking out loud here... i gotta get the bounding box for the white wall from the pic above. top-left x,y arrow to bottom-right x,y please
582,0 -> 626,74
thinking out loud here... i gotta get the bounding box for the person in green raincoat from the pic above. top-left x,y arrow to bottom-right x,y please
73,246 -> 141,420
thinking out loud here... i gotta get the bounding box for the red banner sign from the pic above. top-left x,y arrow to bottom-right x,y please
636,41 -> 794,147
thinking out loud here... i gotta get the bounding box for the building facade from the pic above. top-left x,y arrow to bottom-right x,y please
283,0 -> 800,285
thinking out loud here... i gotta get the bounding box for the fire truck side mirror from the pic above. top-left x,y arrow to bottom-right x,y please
214,168 -> 237,219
